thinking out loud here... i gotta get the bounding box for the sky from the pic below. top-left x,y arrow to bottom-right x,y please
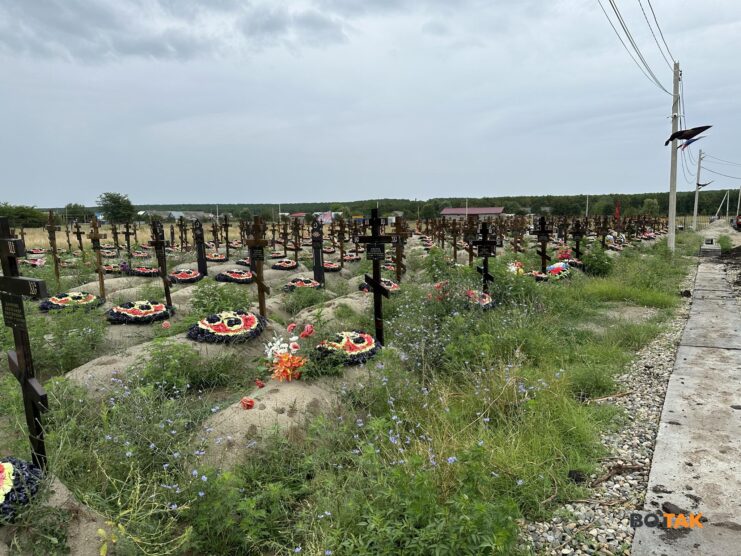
1,0 -> 741,207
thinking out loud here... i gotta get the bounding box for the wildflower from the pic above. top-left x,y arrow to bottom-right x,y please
161,321 -> 171,330
255,379 -> 266,388
294,547 -> 302,553
198,491 -> 205,497
287,322 -> 297,333
325,551 -> 333,555
201,475 -> 208,482
447,456 -> 457,464
191,469 -> 198,477
241,397 -> 255,410
516,479 -> 525,486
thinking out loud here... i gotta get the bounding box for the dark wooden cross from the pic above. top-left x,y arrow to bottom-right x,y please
222,214 -> 230,260
18,225 -> 26,245
169,224 -> 175,250
352,220 -> 361,255
570,219 -> 584,259
122,221 -> 134,260
291,219 -> 301,262
531,216 -> 553,273
281,220 -> 289,257
597,216 -> 608,249
463,216 -> 477,267
111,223 -> 121,256
133,222 -> 139,244
510,216 -> 526,254
1,217 -> 49,469
424,218 -> 430,235
391,218 -> 412,283
337,217 -> 347,268
270,221 -> 277,249
246,217 -> 271,317
311,218 -> 325,287
192,219 -> 208,276
472,222 -> 496,294
178,216 -> 188,252
73,221 -> 85,258
45,210 -> 61,285
449,219 -> 460,263
355,208 -> 392,345
64,223 -> 72,253
211,220 -> 220,252
149,220 -> 173,307
557,217 -> 567,241
87,216 -> 107,300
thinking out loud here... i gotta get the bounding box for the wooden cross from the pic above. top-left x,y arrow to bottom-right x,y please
337,217 -> 347,268
391,218 -> 412,283
1,217 -> 49,469
133,222 -> 139,244
149,220 -> 173,307
192,219 -> 208,276
110,223 -> 121,256
73,221 -> 85,258
449,219 -> 460,263
64,223 -> 72,253
222,214 -> 230,260
531,216 -> 553,273
270,221 -> 277,249
351,220 -> 361,255
355,208 -> 392,345
472,222 -> 496,294
281,220 -> 289,257
463,216 -> 477,267
87,216 -> 107,300
291,219 -> 302,262
245,217 -> 271,317
45,210 -> 61,285
570,219 -> 584,259
311,218 -> 325,287
18,225 -> 26,245
211,220 -> 220,252
177,216 -> 188,251
169,224 -> 175,250
122,221 -> 135,260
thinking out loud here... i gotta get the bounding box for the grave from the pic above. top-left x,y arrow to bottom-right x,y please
245,216 -> 271,317
87,216 -> 108,301
472,222 -> 497,294
355,208 -> 391,345
149,220 -> 173,307
193,219 -> 208,276
45,210 -> 61,285
310,218 -> 325,287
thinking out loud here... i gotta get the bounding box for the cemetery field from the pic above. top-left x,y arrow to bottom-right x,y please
0,223 -> 705,555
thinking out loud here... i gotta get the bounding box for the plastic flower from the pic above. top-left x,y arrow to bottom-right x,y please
255,379 -> 266,388
299,324 -> 315,338
161,321 -> 171,330
287,322 -> 297,333
0,461 -> 14,504
240,397 -> 255,410
289,342 -> 301,353
272,352 -> 306,382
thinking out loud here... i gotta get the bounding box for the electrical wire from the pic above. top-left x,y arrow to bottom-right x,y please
704,154 -> 741,167
607,0 -> 671,94
596,0 -> 671,95
680,149 -> 694,185
646,0 -> 675,62
701,166 -> 741,180
637,0 -> 673,70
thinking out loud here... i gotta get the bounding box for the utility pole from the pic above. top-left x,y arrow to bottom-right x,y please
667,62 -> 681,253
585,194 -> 589,218
737,185 -> 741,217
692,149 -> 704,231
726,189 -> 730,223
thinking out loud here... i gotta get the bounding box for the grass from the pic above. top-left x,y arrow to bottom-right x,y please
718,234 -> 733,253
0,231 -> 702,555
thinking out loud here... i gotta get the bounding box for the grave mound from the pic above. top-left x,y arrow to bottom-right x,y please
215,269 -> 255,284
106,300 -> 172,324
187,310 -> 266,344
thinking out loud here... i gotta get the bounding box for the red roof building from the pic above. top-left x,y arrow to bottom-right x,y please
440,207 -> 505,219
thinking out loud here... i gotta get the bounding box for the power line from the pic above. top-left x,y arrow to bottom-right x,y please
704,154 -> 741,167
646,0 -> 676,62
637,0 -> 673,70
596,0 -> 671,94
607,0 -> 672,93
701,166 -> 741,180
679,149 -> 694,185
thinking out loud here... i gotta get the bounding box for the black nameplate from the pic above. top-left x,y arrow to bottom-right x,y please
1,293 -> 26,330
0,276 -> 48,299
249,246 -> 265,261
366,244 -> 386,260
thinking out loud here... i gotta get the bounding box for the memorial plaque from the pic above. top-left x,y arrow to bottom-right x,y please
366,243 -> 385,260
250,246 -> 265,261
1,293 -> 26,330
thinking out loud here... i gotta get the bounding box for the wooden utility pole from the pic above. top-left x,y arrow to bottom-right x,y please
667,61 -> 681,252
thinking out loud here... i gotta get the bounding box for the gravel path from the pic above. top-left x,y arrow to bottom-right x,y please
520,268 -> 697,555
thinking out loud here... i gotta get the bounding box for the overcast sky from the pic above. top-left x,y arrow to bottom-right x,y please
1,0 -> 740,207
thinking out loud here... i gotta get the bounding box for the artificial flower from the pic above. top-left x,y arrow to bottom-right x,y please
240,397 -> 255,410
255,379 -> 265,389
162,321 -> 171,329
299,324 -> 315,338
287,322 -> 297,333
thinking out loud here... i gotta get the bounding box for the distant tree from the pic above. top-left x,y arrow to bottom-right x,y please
236,207 -> 253,222
64,203 -> 89,222
97,192 -> 136,223
641,198 -> 660,216
304,213 -> 314,225
0,203 -> 46,227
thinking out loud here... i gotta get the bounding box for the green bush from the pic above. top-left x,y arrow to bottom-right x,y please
283,287 -> 329,316
582,246 -> 613,276
718,235 -> 732,253
191,280 -> 250,315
